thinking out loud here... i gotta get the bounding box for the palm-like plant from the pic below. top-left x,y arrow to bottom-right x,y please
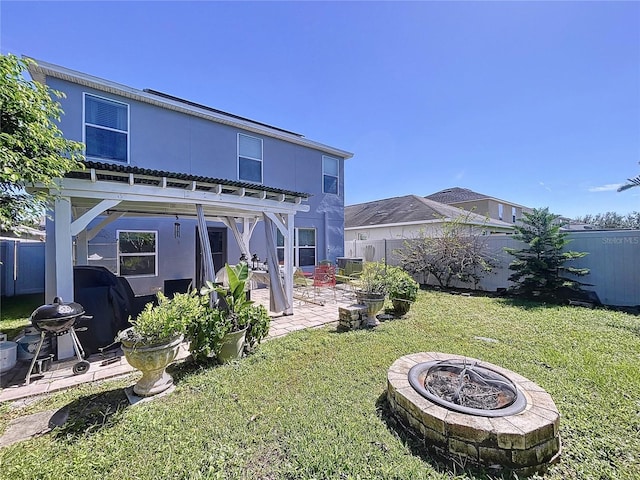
618,163 -> 640,192
617,175 -> 640,192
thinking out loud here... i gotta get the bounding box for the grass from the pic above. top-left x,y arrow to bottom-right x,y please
0,290 -> 639,479
0,293 -> 44,340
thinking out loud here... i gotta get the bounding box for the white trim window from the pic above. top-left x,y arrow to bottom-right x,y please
277,228 -> 317,267
238,133 -> 263,183
84,93 -> 129,163
322,155 -> 339,195
117,230 -> 157,277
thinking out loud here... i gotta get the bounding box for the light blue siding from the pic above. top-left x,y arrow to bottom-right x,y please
47,76 -> 346,292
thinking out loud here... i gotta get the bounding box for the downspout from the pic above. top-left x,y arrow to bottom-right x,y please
324,212 -> 329,262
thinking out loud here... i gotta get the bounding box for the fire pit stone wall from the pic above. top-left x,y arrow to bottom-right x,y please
387,352 -> 561,476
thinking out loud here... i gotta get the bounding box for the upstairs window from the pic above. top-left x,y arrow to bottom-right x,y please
323,155 -> 339,194
512,207 -> 517,223
84,94 -> 129,163
117,230 -> 157,277
238,134 -> 263,183
498,203 -> 504,221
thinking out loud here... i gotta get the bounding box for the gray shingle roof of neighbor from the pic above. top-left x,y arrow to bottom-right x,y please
425,187 -> 492,204
345,195 -> 513,228
426,187 -> 529,209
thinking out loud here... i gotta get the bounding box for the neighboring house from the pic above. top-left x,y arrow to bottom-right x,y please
27,58 -> 353,315
426,187 -> 532,225
344,194 -> 515,242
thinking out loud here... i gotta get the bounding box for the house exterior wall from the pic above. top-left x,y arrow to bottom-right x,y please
451,199 -> 527,224
45,76 -> 347,292
345,222 -> 513,243
345,223 -> 445,242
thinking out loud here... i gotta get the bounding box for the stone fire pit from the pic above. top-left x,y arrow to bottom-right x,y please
387,352 -> 561,476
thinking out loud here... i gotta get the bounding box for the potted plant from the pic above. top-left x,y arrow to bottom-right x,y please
199,263 -> 253,363
387,266 -> 419,316
116,291 -> 196,396
354,261 -> 389,327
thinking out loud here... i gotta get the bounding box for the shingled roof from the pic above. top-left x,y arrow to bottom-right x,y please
345,195 -> 513,228
425,187 -> 492,204
426,187 -> 529,209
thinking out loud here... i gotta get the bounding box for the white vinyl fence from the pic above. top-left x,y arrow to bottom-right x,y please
345,230 -> 640,307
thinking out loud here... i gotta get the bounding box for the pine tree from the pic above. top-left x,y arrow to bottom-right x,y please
505,207 -> 589,300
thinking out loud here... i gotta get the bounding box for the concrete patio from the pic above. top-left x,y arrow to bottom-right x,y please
0,286 -> 355,403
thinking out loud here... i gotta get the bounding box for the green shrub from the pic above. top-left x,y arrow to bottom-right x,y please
386,266 -> 419,302
117,292 -> 198,346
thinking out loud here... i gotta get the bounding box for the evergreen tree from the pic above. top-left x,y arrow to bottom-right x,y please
505,207 -> 589,299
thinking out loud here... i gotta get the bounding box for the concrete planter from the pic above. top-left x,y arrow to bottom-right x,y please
355,291 -> 386,327
391,297 -> 412,316
121,331 -> 184,397
216,327 -> 247,364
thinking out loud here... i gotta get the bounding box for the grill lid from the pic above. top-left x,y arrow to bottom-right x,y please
30,297 -> 85,323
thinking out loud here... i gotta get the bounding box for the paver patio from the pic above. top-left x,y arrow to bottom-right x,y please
0,286 -> 354,403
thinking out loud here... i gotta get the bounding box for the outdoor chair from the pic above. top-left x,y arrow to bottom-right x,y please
312,264 -> 337,303
335,268 -> 362,300
293,267 -> 321,305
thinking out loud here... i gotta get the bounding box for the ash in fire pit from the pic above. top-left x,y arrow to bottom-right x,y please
408,359 -> 527,417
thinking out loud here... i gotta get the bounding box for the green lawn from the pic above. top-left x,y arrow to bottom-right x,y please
0,293 -> 44,340
1,291 -> 638,479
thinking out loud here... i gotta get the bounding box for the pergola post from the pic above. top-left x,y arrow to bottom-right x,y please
51,196 -> 76,359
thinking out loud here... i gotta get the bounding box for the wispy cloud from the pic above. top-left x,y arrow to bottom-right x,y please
539,182 -> 551,192
588,184 -> 623,192
454,170 -> 465,180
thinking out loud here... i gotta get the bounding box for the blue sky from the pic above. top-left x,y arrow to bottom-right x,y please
1,1 -> 638,218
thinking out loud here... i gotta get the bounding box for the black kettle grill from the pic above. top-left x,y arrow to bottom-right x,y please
25,297 -> 91,385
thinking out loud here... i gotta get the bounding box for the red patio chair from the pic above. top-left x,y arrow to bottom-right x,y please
312,264 -> 337,302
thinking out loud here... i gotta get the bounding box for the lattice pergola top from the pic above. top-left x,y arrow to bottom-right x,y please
49,160 -> 311,221
69,161 -> 311,200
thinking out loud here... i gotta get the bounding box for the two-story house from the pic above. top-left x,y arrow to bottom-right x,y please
27,58 -> 353,318
425,187 -> 532,225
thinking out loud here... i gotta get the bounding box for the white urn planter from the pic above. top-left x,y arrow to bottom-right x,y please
355,291 -> 386,327
120,329 -> 184,397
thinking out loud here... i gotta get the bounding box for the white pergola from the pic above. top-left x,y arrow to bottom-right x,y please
38,163 -> 310,316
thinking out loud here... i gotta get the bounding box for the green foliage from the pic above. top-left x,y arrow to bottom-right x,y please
0,54 -> 84,232
185,303 -> 226,363
357,261 -> 389,295
505,207 -> 590,300
188,263 -> 271,362
243,303 -> 271,354
202,263 -> 253,332
117,292 -> 195,346
396,214 -> 497,288
574,211 -> 640,229
386,265 -> 419,302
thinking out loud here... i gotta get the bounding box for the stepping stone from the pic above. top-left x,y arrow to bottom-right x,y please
0,407 -> 69,448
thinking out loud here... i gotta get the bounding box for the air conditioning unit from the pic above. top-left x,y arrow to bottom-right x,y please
336,257 -> 363,276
